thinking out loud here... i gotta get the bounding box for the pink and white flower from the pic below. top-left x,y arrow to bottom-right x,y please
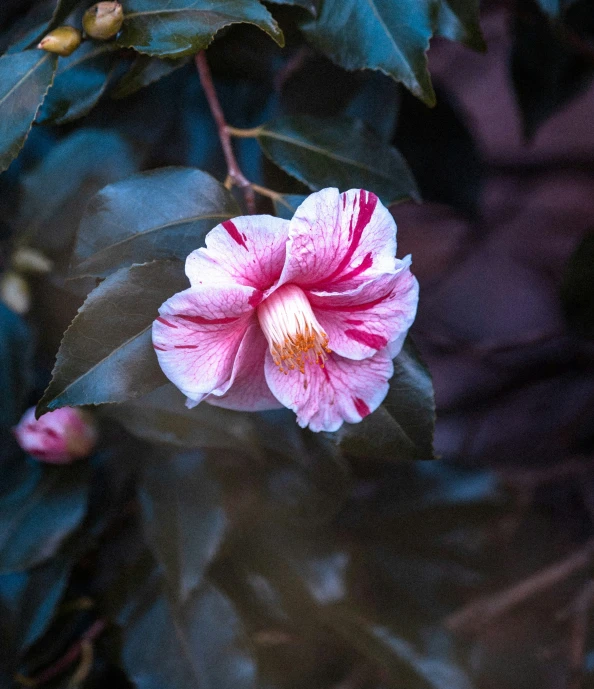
152,188 -> 419,432
14,406 -> 97,464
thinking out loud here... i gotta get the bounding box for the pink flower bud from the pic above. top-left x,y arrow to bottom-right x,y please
13,407 -> 97,464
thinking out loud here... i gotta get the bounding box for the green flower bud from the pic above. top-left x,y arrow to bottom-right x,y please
0,272 -> 31,314
83,2 -> 124,40
37,26 -> 82,57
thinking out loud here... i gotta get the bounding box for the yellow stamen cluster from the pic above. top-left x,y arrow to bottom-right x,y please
258,284 -> 331,375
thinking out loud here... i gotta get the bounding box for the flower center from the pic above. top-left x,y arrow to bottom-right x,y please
257,284 -> 331,375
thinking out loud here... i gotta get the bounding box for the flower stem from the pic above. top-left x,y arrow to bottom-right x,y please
194,51 -> 256,214
250,183 -> 292,209
226,125 -> 262,138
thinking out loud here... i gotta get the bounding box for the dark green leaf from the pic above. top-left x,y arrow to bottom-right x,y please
272,194 -> 306,220
561,229 -> 594,339
300,0 -> 436,105
111,55 -> 190,99
326,609 -> 476,689
37,43 -> 118,125
394,85 -> 485,217
111,384 -> 256,452
37,260 -> 188,414
267,0 -> 319,14
19,129 -> 140,258
48,0 -> 82,31
70,167 -> 240,280
436,0 -> 485,51
0,457 -> 89,573
256,116 -> 420,205
116,0 -> 284,58
0,50 -> 57,173
6,0 -> 82,54
334,338 -> 435,461
535,0 -> 581,16
0,303 -> 33,428
511,0 -> 594,138
0,556 -> 72,658
122,575 -> 257,689
140,450 -> 226,602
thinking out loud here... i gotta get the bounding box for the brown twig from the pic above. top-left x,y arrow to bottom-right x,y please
195,51 -> 256,214
567,579 -> 594,689
445,539 -> 594,635
18,619 -> 106,687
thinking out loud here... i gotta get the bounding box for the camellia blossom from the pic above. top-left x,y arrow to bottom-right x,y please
14,406 -> 97,464
152,188 -> 419,432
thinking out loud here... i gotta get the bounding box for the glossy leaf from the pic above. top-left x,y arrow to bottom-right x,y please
0,50 -> 57,173
300,0 -> 485,105
70,167 -> 240,280
37,260 -> 188,414
0,457 -> 89,573
140,450 -> 226,602
436,0 -> 485,51
394,85 -> 485,217
112,55 -> 190,99
116,0 -> 284,58
0,556 -> 72,658
511,1 -> 594,138
561,229 -> 594,339
48,0 -> 82,31
0,304 -> 33,428
267,0 -> 319,14
122,576 -> 257,689
37,43 -> 118,125
300,0 -> 436,105
272,193 -> 307,220
256,116 -> 420,204
335,338 -> 435,461
327,609 -> 476,689
18,129 -> 140,258
112,384 -> 256,452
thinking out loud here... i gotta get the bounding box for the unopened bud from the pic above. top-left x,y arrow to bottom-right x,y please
14,407 -> 98,464
83,2 -> 124,40
12,247 -> 53,275
37,26 -> 82,57
0,272 -> 31,314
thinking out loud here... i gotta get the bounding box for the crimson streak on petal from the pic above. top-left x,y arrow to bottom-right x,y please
323,190 -> 377,284
177,314 -> 239,325
222,220 -> 248,250
353,397 -> 371,418
344,329 -> 388,350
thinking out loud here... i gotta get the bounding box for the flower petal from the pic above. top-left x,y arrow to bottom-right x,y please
279,188 -> 397,292
152,284 -> 257,403
185,214 -> 289,293
309,258 -> 419,360
264,349 -> 393,432
207,323 -> 283,411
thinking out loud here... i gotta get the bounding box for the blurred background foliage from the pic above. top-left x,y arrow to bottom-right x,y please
0,0 -> 594,688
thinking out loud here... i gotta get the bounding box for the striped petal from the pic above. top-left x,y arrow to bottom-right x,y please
185,214 -> 289,294
309,258 -> 419,360
206,323 -> 283,411
279,188 -> 397,293
152,284 -> 258,404
264,348 -> 393,433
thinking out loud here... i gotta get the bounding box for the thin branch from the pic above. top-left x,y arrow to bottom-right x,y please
194,51 -> 256,214
18,619 -> 106,687
567,579 -> 594,689
250,183 -> 292,209
226,125 -> 262,138
445,539 -> 594,635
